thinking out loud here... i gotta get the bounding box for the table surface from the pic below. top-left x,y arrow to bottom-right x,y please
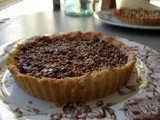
0,10 -> 160,52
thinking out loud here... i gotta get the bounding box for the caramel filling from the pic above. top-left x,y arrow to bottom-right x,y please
15,34 -> 128,79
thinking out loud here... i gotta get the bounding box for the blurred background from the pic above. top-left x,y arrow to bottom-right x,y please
0,0 -> 53,19
0,0 -> 160,19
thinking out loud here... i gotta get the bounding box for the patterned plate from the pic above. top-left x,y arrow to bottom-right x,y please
0,36 -> 160,120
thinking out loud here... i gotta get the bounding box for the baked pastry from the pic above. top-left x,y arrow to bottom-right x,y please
113,7 -> 160,26
6,31 -> 136,102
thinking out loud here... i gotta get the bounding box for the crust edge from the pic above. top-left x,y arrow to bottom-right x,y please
6,31 -> 136,102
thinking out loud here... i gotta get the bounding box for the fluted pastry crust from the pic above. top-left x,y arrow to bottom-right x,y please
6,31 -> 136,102
113,8 -> 160,26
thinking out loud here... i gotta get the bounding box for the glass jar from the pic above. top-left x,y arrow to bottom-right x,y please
64,0 -> 94,17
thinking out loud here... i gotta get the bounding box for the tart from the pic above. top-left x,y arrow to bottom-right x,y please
113,7 -> 160,26
6,31 -> 136,102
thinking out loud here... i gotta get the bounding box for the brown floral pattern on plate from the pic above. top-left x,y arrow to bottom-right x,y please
0,36 -> 160,120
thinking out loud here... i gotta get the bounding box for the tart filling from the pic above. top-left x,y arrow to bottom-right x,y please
15,34 -> 128,79
6,31 -> 136,102
113,8 -> 160,26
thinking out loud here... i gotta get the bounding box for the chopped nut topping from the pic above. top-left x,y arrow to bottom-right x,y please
15,34 -> 128,79
119,8 -> 160,18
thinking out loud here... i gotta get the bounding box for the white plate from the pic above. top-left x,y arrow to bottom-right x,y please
0,37 -> 160,120
94,10 -> 160,30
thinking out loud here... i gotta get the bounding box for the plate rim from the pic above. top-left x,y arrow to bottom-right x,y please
94,10 -> 160,30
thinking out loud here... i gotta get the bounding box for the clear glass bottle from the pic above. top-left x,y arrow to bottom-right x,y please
64,0 -> 94,17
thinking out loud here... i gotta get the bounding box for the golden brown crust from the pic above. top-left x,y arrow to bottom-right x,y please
6,31 -> 136,102
113,8 -> 160,26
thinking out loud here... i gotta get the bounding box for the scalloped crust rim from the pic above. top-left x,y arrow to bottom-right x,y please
6,31 -> 136,102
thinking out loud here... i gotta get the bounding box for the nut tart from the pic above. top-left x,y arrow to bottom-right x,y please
6,31 -> 136,102
113,7 -> 160,26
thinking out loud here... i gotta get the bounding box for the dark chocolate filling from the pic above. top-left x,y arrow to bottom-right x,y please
15,34 -> 128,79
